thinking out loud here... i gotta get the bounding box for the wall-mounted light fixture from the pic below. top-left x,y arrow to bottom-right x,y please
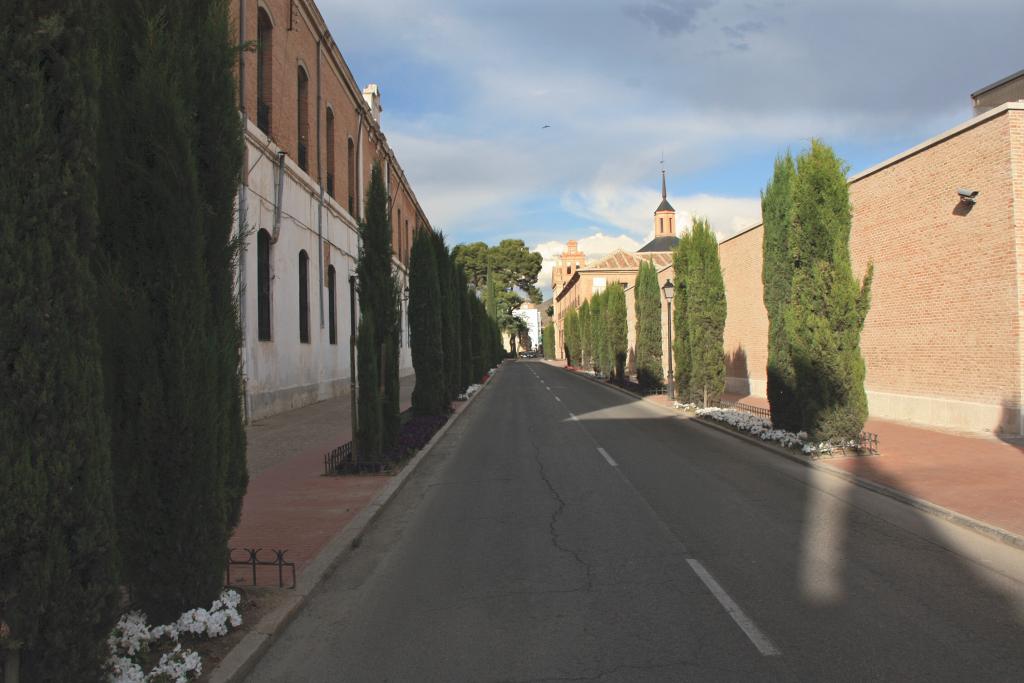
957,188 -> 980,205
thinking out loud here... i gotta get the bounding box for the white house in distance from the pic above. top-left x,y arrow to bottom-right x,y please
513,304 -> 542,352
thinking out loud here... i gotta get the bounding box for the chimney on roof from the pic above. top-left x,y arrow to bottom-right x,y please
363,84 -> 382,124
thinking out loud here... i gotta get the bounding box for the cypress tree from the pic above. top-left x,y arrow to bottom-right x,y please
1,1 -> 119,676
634,260 -> 664,388
186,0 -> 248,530
786,140 -> 874,440
469,295 -> 485,380
578,299 -> 592,370
683,218 -> 727,405
96,0 -> 231,621
563,309 -> 577,366
606,283 -> 629,382
357,310 -> 383,456
590,292 -> 606,375
410,229 -> 446,415
672,231 -> 693,395
449,256 -> 465,394
358,163 -> 400,450
432,232 -> 459,402
543,323 -> 556,359
762,153 -> 800,432
458,267 -> 474,391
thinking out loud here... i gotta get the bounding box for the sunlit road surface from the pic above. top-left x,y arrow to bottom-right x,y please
250,361 -> 1024,682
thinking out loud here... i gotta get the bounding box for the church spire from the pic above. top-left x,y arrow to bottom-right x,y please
661,168 -> 667,201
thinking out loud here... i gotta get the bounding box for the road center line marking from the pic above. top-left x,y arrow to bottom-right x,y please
569,413 -> 578,421
597,447 -> 617,467
686,559 -> 781,656
555,396 -> 562,402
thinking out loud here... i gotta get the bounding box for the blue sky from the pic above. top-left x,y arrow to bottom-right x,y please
318,0 -> 1023,290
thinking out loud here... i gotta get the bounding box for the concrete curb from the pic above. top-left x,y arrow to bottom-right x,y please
209,368 -> 500,683
689,415 -> 1024,553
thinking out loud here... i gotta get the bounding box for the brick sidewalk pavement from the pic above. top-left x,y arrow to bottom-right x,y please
719,391 -> 1024,538
228,375 -> 416,584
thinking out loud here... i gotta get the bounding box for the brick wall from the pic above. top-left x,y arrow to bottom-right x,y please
719,106 -> 1024,434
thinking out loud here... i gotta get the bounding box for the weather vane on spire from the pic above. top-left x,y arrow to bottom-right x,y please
660,152 -> 667,200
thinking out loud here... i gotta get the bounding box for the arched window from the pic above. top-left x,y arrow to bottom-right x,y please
256,9 -> 273,134
325,107 -> 335,198
327,265 -> 337,345
347,138 -> 355,215
257,229 -> 272,341
298,250 -> 310,343
297,66 -> 309,171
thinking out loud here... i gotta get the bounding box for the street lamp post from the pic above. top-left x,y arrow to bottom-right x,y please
662,278 -> 675,401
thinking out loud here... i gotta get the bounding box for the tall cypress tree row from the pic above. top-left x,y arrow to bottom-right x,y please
186,0 -> 248,529
96,0 -> 232,621
1,1 -> 119,675
684,218 -> 728,404
672,231 -> 693,395
634,260 -> 664,388
471,296 -> 489,380
578,299 -> 592,370
762,153 -> 800,432
410,229 -> 446,415
566,309 -> 582,366
786,140 -> 874,440
358,163 -> 400,452
606,283 -> 629,382
543,323 -> 556,359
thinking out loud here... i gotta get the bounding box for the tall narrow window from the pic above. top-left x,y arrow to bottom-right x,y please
297,66 -> 309,171
347,138 -> 355,215
257,229 -> 272,341
396,208 -> 402,258
298,250 -> 310,343
325,107 -> 335,198
256,9 -> 273,134
404,219 -> 410,262
327,265 -> 337,345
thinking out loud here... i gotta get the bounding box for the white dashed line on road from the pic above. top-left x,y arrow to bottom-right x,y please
597,447 -> 617,467
569,413 -> 578,421
686,559 -> 781,656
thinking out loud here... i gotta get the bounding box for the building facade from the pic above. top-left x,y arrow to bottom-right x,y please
231,0 -> 429,420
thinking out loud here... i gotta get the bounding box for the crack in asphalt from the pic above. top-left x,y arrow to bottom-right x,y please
529,431 -> 595,594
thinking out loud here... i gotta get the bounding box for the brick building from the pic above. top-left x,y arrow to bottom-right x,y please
230,0 -> 429,419
553,172 -> 679,365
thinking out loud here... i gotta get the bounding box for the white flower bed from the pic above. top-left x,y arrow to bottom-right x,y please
691,406 -> 855,455
107,590 -> 242,682
458,383 -> 483,401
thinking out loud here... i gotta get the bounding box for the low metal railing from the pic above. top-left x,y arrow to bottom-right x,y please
710,398 -> 772,422
226,548 -> 296,589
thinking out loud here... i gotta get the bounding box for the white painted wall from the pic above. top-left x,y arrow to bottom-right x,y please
238,121 -> 412,421
513,307 -> 542,351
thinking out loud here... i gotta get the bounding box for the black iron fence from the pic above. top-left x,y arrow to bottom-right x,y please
226,548 -> 296,589
323,441 -> 353,476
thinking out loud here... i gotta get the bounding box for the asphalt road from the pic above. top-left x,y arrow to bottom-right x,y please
249,361 -> 1024,682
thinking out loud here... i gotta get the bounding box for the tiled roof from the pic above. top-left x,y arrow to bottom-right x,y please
637,235 -> 680,253
581,249 -> 673,271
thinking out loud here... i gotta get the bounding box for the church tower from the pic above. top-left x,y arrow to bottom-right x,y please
552,240 -> 586,295
654,168 -> 676,237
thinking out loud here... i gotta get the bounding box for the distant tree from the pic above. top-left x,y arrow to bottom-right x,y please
681,217 -> 727,404
786,140 -> 873,440
634,261 -> 664,388
590,291 -> 606,375
452,241 -> 491,289
432,231 -> 459,403
457,267 -> 474,391
605,283 -> 629,382
762,152 -> 800,432
409,228 -> 446,415
358,163 -> 400,450
543,323 -> 556,359
672,232 -> 692,395
578,299 -> 592,369
454,239 -> 543,327
1,0 -> 120,675
509,316 -> 528,357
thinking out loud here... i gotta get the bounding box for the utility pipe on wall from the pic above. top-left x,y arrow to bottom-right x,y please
271,150 -> 285,244
316,30 -> 325,329
238,0 -> 251,422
